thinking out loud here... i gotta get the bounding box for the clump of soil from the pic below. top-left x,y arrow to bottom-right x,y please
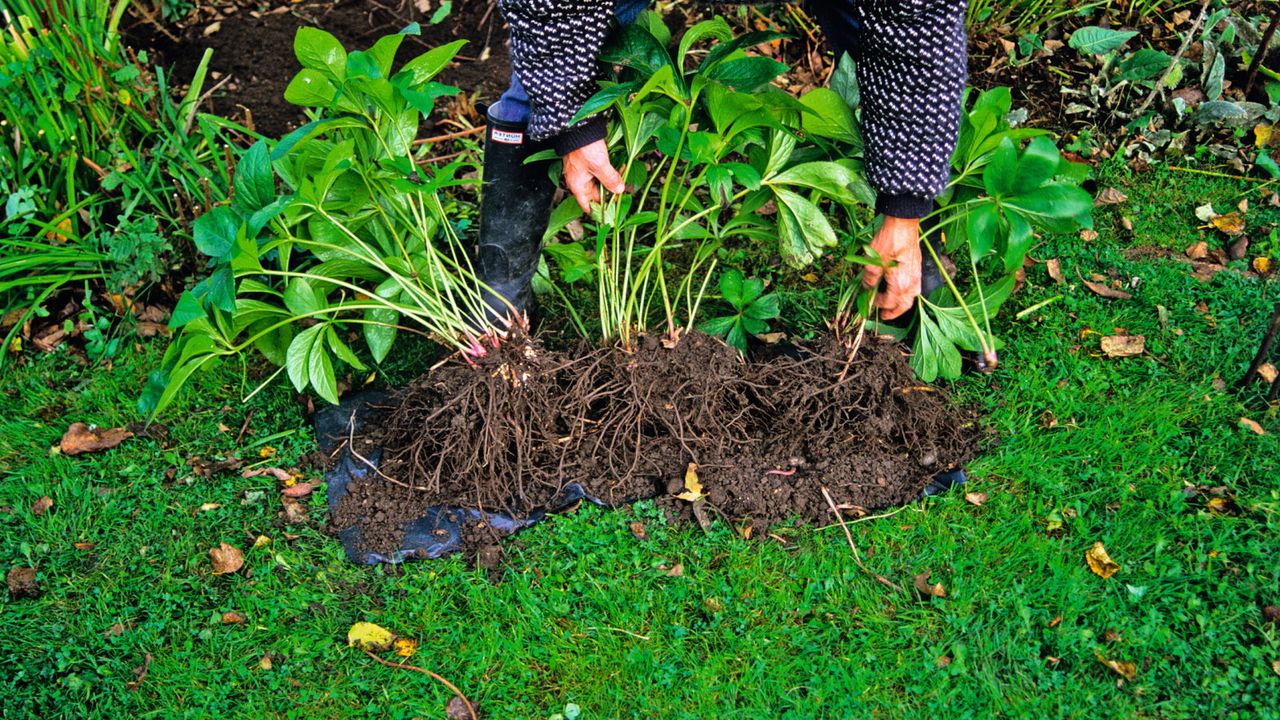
330,332 -> 979,558
126,0 -> 512,137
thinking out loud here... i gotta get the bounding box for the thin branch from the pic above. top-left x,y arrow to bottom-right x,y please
820,486 -> 905,593
361,650 -> 478,720
1129,0 -> 1211,120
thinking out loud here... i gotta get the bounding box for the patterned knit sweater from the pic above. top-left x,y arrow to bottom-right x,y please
498,0 -> 968,218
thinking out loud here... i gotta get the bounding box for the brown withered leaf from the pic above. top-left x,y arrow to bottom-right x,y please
1239,417 -> 1266,436
1096,652 -> 1137,681
629,521 -> 649,541
446,695 -> 475,720
665,563 -> 684,577
1263,605 -> 1280,624
60,423 -> 133,455
242,466 -> 294,483
1081,279 -> 1132,300
281,498 -> 309,525
1094,187 -> 1128,206
913,571 -> 946,598
126,652 -> 153,691
1046,258 -> 1065,284
7,566 -> 40,599
222,611 -> 247,624
1100,335 -> 1145,358
1185,241 -> 1210,260
1258,363 -> 1278,384
280,481 -> 320,499
964,492 -> 988,506
209,542 -> 244,575
1210,212 -> 1246,236
1086,541 -> 1120,579
104,622 -> 125,638
32,496 -> 52,516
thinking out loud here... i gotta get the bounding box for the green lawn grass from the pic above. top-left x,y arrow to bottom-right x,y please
2,165 -> 1278,719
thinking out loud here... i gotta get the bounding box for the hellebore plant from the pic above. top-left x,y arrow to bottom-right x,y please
143,26 -> 498,416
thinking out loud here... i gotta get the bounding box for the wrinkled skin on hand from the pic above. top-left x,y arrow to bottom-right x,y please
563,139 -> 626,212
860,216 -> 923,321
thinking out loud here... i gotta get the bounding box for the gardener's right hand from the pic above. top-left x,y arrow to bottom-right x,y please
564,139 -> 625,213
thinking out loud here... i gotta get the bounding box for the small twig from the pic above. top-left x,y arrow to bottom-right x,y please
818,502 -> 918,528
820,486 -> 905,593
411,125 -> 486,146
345,411 -> 422,490
1240,303 -> 1280,388
415,150 -> 467,165
361,650 -> 478,720
1245,7 -> 1280,97
235,409 -> 254,445
1129,0 -> 1211,120
585,626 -> 651,641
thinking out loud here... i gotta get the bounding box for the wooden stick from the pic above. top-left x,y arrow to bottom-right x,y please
1240,303 -> 1280,388
361,650 -> 478,720
820,486 -> 904,593
1245,7 -> 1280,98
411,125 -> 486,146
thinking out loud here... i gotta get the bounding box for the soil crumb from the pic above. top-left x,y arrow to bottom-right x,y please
331,332 -> 979,558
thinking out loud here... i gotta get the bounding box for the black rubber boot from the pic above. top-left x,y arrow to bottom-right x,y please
476,111 -> 556,319
919,209 -> 945,301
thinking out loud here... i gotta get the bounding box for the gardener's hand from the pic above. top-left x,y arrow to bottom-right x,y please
564,139 -> 625,213
860,216 -> 923,321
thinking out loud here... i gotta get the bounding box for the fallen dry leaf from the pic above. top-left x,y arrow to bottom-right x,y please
105,622 -> 125,638
392,637 -> 418,658
1082,279 -> 1133,300
675,462 -> 704,502
1095,187 -> 1128,206
1254,257 -> 1273,275
126,652 -> 153,691
60,423 -> 133,455
32,496 -> 52,516
446,696 -> 474,720
73,542 -> 95,551
280,481 -> 319,499
1239,417 -> 1266,436
1185,241 -> 1210,259
209,542 -> 244,575
1101,335 -> 1145,358
665,562 -> 685,578
1258,363 -> 1278,384
1210,212 -> 1246,236
913,571 -> 946,598
281,498 -> 309,525
628,521 -> 648,541
1046,258 -> 1065,284
347,621 -> 395,651
242,466 -> 293,483
258,654 -> 273,670
1195,203 -> 1218,222
964,492 -> 988,506
1079,229 -> 1099,242
1086,541 -> 1120,579
252,535 -> 271,549
7,566 -> 40,599
1096,652 -> 1137,681
1263,605 -> 1280,624
1272,659 -> 1280,678
222,611 -> 247,624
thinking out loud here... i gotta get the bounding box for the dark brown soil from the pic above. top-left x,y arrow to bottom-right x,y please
330,332 -> 978,557
125,0 -> 511,138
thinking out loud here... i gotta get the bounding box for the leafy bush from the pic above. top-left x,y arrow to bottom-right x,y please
144,26 -> 489,415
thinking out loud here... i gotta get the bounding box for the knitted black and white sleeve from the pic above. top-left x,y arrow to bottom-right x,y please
497,0 -> 614,155
853,0 -> 968,219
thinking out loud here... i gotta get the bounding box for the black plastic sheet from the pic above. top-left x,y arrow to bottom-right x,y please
318,393 -> 966,565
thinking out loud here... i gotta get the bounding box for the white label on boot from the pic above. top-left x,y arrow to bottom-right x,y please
492,129 -> 524,145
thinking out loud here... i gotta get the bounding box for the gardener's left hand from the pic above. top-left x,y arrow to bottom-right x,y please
860,216 -> 922,321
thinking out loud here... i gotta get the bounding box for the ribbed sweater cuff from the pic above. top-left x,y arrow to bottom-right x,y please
552,116 -> 608,156
875,192 -> 934,219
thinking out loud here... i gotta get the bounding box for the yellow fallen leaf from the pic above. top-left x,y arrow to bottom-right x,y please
1086,541 -> 1120,579
1253,257 -> 1273,275
258,654 -> 273,670
258,446 -> 277,459
1096,652 -> 1136,681
1239,417 -> 1266,436
675,462 -> 705,502
1255,123 -> 1276,148
347,621 -> 395,651
392,637 -> 418,658
1210,212 -> 1245,236
800,272 -> 819,283
252,535 -> 271,549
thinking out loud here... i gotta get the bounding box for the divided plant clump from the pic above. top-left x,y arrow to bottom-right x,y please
152,17 -> 1090,557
